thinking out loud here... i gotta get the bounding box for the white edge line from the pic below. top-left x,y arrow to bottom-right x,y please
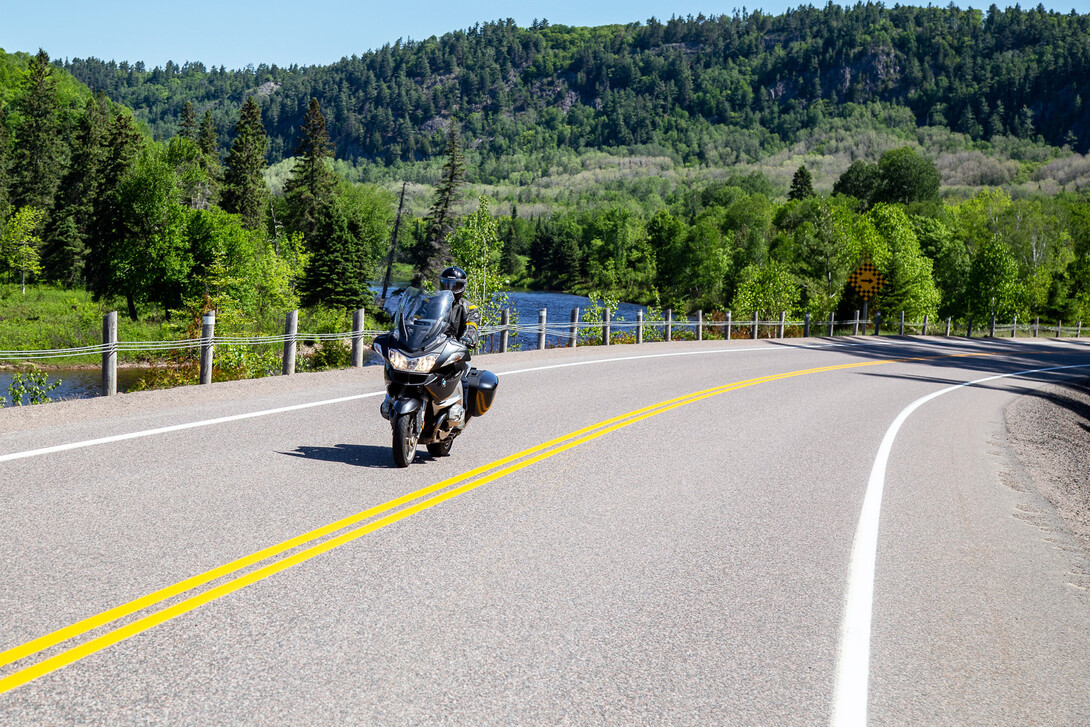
0,336 -> 1016,464
0,393 -> 382,464
829,362 -> 1090,727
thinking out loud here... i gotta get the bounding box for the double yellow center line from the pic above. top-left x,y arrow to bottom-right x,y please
0,352 -> 992,694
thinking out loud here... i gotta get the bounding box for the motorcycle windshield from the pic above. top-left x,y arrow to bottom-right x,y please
393,288 -> 454,352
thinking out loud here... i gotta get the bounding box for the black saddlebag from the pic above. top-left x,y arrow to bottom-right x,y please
463,368 -> 499,417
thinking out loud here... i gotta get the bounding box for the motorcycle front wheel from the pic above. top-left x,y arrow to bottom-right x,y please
392,412 -> 419,467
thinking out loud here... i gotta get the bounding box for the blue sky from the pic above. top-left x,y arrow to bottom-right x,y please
3,0 -> 1089,70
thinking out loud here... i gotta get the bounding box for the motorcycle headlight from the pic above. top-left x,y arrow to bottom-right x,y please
388,349 -> 439,373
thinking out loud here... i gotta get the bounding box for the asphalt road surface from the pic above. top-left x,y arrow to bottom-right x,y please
1,336 -> 1089,726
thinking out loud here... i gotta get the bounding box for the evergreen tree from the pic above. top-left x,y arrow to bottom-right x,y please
221,97 -> 268,230
283,98 -> 336,241
12,50 -> 65,221
789,165 -> 814,201
419,120 -> 465,284
0,109 -> 11,220
43,93 -> 111,286
198,110 -> 218,157
300,181 -> 392,309
180,101 -> 198,140
86,113 -> 144,306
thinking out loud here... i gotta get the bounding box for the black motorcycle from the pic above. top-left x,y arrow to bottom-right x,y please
372,288 -> 498,467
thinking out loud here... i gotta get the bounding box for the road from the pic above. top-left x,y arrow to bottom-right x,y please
1,336 -> 1089,725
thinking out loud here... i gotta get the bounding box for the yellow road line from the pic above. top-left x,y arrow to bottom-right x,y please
0,350 -> 1021,693
0,371 -> 768,672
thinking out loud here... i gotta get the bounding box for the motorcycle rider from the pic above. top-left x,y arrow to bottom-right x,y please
439,266 -> 480,350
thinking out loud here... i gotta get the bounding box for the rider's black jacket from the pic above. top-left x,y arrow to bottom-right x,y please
445,298 -> 480,349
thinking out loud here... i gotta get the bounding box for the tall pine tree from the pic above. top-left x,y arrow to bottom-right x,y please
198,110 -> 218,157
179,101 -> 198,140
419,119 -> 465,284
221,97 -> 268,230
12,50 -> 65,221
283,98 -> 336,242
86,113 -> 144,309
43,93 -> 111,286
789,164 -> 814,201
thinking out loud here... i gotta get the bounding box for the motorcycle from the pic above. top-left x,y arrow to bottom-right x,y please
372,288 -> 498,467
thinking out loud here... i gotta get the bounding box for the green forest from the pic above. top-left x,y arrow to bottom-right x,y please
1,3 -> 1090,373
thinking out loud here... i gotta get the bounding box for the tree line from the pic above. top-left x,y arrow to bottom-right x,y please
502,146 -> 1090,327
0,50 -> 394,334
61,3 -> 1090,178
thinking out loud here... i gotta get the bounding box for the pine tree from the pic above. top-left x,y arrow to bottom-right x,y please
86,113 -> 144,305
12,50 -> 65,219
198,110 -> 218,157
789,164 -> 814,201
43,93 -> 111,286
0,108 -> 11,219
221,97 -> 269,230
179,101 -> 198,140
419,120 -> 465,284
283,98 -> 336,241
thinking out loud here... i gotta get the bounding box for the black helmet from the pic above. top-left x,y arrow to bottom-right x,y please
439,266 -> 468,299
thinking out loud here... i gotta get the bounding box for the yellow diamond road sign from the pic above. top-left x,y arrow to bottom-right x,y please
848,261 -> 885,301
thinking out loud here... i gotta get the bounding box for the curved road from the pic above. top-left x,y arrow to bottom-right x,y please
1,336 -> 1089,725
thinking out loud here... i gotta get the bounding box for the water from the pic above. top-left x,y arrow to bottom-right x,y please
376,286 -> 654,350
1,289 -> 654,404
0,367 -> 149,405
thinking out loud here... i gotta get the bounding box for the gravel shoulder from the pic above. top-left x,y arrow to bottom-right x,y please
1005,378 -> 1090,555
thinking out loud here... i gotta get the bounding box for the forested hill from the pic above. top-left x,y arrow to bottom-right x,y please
61,4 -> 1090,172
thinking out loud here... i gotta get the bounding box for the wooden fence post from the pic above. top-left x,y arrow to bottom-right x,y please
501,308 -> 510,352
922,314 -> 929,336
282,310 -> 297,375
200,310 -> 216,385
1057,319 -> 1063,338
989,315 -> 996,338
101,311 -> 117,397
1034,317 -> 1039,337
351,309 -> 365,367
752,311 -> 759,340
778,311 -> 786,338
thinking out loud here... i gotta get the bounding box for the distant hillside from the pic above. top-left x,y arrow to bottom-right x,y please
59,4 -> 1090,178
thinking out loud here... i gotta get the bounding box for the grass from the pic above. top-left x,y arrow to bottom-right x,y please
0,284 -> 175,367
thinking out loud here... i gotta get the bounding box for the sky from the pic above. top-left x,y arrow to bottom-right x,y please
2,0 -> 1090,71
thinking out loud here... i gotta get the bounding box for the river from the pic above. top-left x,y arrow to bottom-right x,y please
0,289 -> 653,404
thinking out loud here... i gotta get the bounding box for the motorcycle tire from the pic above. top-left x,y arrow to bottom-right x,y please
392,412 -> 419,468
426,438 -> 453,457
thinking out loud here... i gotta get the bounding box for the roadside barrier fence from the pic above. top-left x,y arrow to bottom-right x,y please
0,309 -> 1083,397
